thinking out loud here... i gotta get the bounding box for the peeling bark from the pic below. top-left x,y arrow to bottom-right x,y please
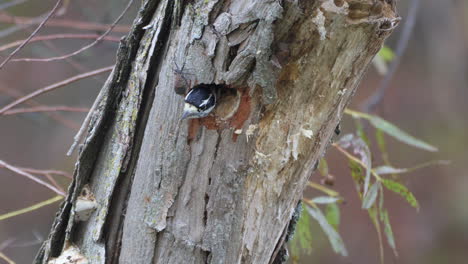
35,0 -> 399,263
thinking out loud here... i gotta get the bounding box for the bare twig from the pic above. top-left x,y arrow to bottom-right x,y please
2,165 -> 70,194
361,0 -> 421,113
0,13 -> 131,33
42,173 -> 65,193
0,160 -> 65,196
0,65 -> 114,115
0,85 -> 80,129
11,0 -> 134,63
0,0 -> 65,70
0,34 -> 120,53
18,167 -> 73,179
4,106 -> 89,115
31,32 -> 108,83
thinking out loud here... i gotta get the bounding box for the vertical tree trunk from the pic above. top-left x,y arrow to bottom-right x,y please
36,0 -> 399,263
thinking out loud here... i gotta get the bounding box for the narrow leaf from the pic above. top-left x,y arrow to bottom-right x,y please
374,166 -> 408,175
0,196 -> 63,221
374,160 -> 450,175
368,206 -> 385,264
345,109 -> 438,152
337,134 -> 372,195
372,55 -> 388,75
318,158 -> 329,177
306,205 -> 348,256
355,120 -> 370,147
290,204 -> 313,257
311,196 -> 340,204
380,209 -> 398,256
375,128 -> 390,165
378,46 -> 395,62
369,116 -> 437,152
308,182 -> 339,197
382,179 -> 419,209
362,181 -> 381,209
325,203 -> 340,231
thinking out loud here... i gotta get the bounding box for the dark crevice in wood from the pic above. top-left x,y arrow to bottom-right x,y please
104,0 -> 177,259
226,44 -> 241,72
270,201 -> 302,264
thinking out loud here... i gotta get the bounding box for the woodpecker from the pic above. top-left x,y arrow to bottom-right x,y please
181,84 -> 217,120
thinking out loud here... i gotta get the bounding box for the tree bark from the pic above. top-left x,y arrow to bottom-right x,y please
35,0 -> 399,263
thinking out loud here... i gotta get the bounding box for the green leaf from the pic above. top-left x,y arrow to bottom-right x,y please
382,179 -> 420,209
368,206 -> 385,264
375,128 -> 391,164
380,208 -> 398,256
372,55 -> 388,75
0,195 -> 63,221
337,134 -> 372,195
308,182 -> 339,197
362,181 -> 381,209
369,116 -> 437,152
306,205 -> 348,256
374,166 -> 409,175
349,159 -> 364,191
345,109 -> 438,152
374,160 -> 450,175
311,196 -> 340,204
318,158 -> 329,177
378,46 -> 395,62
355,119 -> 370,147
325,203 -> 340,231
290,204 -> 313,257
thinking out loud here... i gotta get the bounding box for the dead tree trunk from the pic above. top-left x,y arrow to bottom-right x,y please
35,0 -> 399,263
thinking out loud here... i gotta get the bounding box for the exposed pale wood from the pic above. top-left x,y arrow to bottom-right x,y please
35,0 -> 399,263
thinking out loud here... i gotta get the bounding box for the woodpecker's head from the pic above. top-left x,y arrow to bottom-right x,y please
181,84 -> 217,120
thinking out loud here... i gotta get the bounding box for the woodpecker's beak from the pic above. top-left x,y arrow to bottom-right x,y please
181,111 -> 191,120
181,103 -> 198,120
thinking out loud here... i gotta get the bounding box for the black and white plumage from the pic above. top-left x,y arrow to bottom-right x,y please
181,84 -> 217,120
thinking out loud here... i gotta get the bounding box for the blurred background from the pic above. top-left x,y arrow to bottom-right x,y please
0,0 -> 466,263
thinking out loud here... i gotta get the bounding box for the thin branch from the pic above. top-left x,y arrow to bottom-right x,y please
42,173 -> 65,194
14,166 -> 70,192
2,164 -> 69,194
0,34 -> 120,53
0,160 -> 65,196
0,13 -> 131,33
0,65 -> 114,115
18,167 -> 73,179
30,32 -> 108,84
3,106 -> 89,115
0,86 -> 80,129
361,0 -> 421,113
0,0 -> 65,70
11,0 -> 134,63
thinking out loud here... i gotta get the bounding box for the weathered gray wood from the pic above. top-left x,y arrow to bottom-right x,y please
36,0 -> 399,263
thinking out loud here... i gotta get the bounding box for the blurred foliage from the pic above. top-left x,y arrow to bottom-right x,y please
290,108 -> 443,263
